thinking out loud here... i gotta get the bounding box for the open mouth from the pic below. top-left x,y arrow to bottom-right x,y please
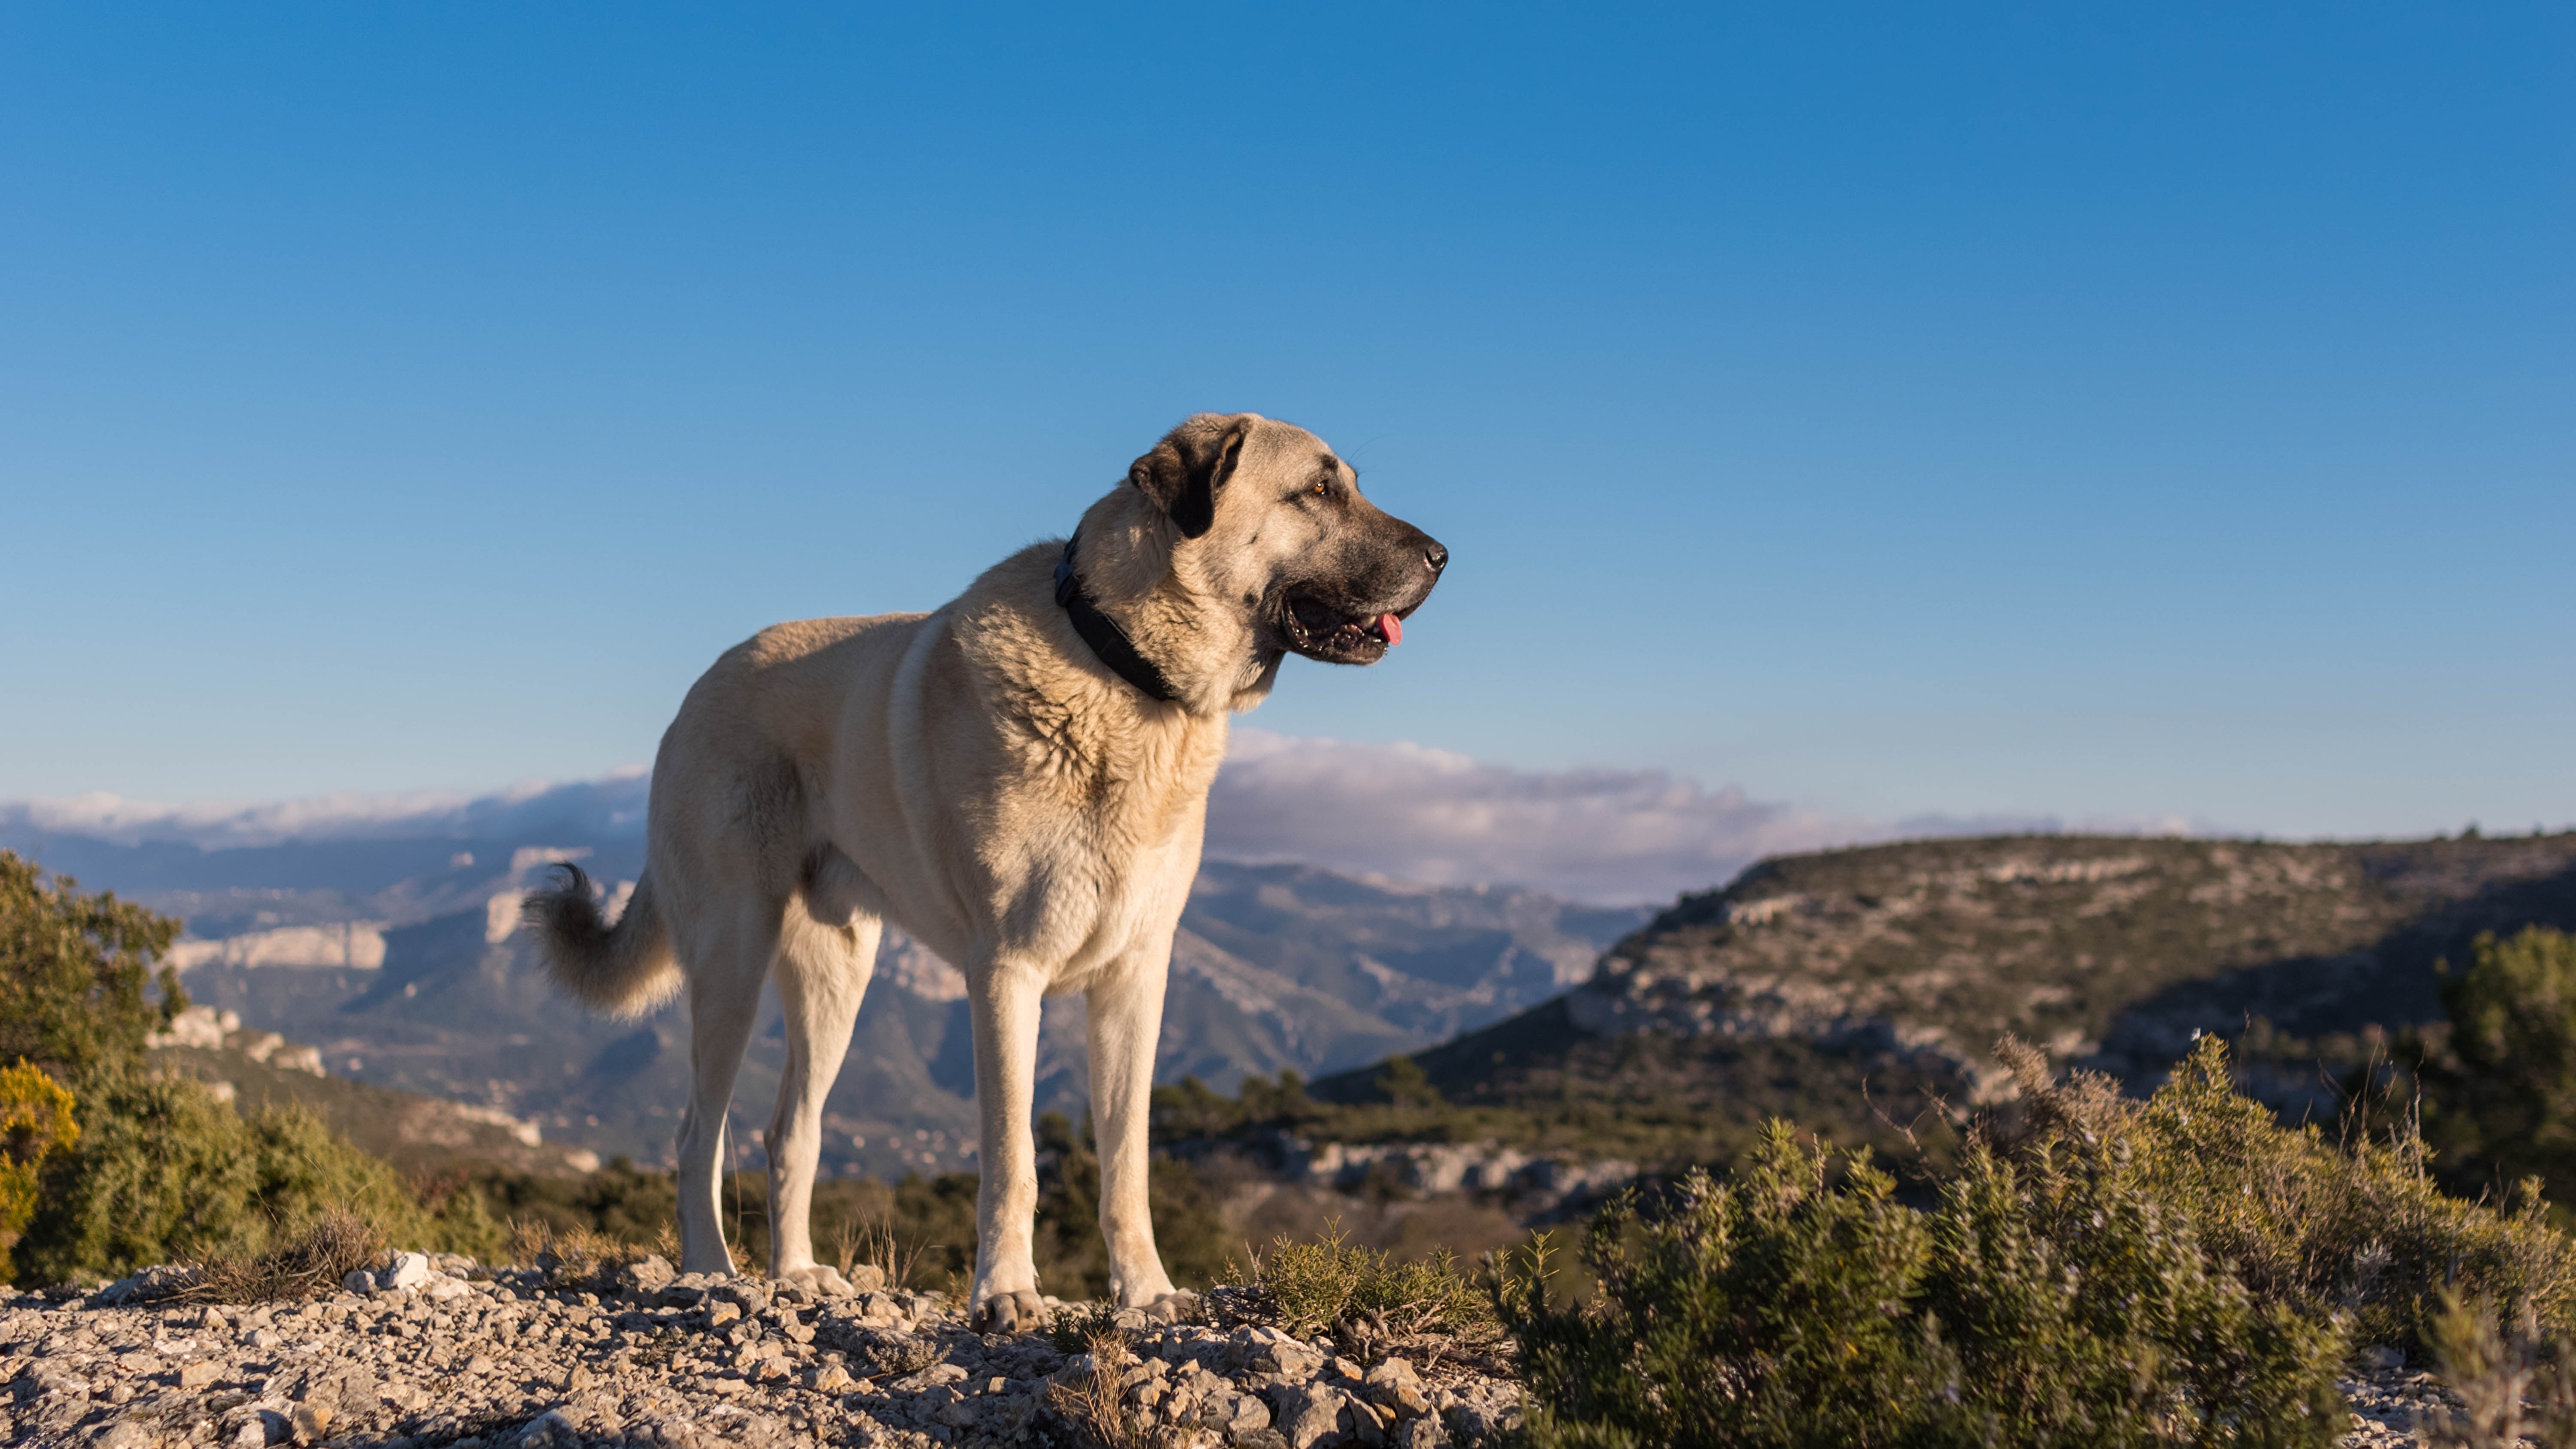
1283,593 -> 1403,663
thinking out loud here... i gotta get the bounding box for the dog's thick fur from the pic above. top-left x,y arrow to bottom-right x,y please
525,414 -> 1443,1330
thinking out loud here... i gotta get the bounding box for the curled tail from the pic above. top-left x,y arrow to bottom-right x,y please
522,864 -> 680,1018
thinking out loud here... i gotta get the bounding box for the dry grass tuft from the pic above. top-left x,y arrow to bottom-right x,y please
1043,1320 -> 1156,1449
826,1211 -> 927,1291
1232,1219 -> 1496,1344
185,1208 -> 384,1303
506,1216 -> 655,1285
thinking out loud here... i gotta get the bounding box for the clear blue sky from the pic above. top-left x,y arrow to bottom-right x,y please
3,4 -> 2569,839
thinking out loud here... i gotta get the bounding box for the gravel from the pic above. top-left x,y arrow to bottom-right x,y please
1,1259 -> 2500,1448
0,1257 -> 1524,1448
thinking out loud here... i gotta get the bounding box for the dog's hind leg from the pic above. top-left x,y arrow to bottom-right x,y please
765,888 -> 879,1293
673,900 -> 782,1277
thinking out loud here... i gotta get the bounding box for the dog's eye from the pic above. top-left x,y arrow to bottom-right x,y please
1309,480 -> 1330,498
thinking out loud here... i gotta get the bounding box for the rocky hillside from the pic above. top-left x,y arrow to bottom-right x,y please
1326,831 -> 2576,1148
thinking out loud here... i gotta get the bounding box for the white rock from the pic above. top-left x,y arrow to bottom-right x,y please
383,1252 -> 433,1290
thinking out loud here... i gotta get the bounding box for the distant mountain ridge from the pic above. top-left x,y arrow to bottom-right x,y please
0,812 -> 1646,1178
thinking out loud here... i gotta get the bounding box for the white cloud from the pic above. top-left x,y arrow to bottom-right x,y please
0,734 -> 2205,906
1203,729 -> 1870,903
0,768 -> 651,849
1203,730 -> 2202,904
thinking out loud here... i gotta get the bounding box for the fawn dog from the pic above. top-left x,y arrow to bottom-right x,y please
525,413 -> 1446,1328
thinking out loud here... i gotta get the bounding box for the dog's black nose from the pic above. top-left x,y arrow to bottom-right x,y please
1424,541 -> 1449,573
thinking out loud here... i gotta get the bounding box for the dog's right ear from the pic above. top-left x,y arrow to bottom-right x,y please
1128,414 -> 1252,539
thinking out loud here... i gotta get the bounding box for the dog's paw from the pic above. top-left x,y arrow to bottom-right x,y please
1141,1290 -> 1201,1325
778,1265 -> 857,1297
971,1289 -> 1045,1336
676,1224 -> 736,1279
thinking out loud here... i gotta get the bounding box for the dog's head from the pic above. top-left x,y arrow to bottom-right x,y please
1128,413 -> 1447,667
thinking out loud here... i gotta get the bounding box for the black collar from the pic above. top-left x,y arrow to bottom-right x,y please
1055,533 -> 1179,704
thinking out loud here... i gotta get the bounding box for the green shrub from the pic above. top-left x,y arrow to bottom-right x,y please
2121,1034 -> 2576,1352
1505,1120 -> 2348,1448
1246,1220 -> 1495,1342
0,1059 -> 79,1281
1501,1031 -> 2576,1449
0,851 -> 183,1081
2383,926 -> 2576,1218
0,853 -> 519,1285
11,1065 -> 480,1285
1375,1055 -> 1444,1110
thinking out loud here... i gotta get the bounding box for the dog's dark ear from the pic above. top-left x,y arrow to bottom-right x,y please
1128,415 -> 1251,539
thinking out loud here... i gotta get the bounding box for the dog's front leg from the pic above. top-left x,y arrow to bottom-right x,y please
967,960 -> 1047,1333
1087,952 -> 1188,1316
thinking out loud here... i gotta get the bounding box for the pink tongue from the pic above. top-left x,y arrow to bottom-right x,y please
1377,613 -> 1403,647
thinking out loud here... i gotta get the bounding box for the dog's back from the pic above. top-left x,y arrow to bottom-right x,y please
523,611 -> 927,1017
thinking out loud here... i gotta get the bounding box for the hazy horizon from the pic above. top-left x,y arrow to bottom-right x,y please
22,727 -> 2536,910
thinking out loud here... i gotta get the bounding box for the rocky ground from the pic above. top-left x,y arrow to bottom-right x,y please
0,1251 -> 2514,1448
0,1255 -> 1524,1448
2339,1356 -> 2490,1447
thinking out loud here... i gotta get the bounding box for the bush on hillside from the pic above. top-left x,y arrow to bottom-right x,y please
1154,1070 -> 1330,1142
0,854 -> 504,1285
0,1059 -> 80,1282
1504,1127 -> 2347,1448
2112,1034 -> 2575,1352
13,1065 -> 498,1285
2380,926 -> 2576,1217
0,851 -> 184,1081
1374,1055 -> 1444,1110
1502,1035 -> 2576,1449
